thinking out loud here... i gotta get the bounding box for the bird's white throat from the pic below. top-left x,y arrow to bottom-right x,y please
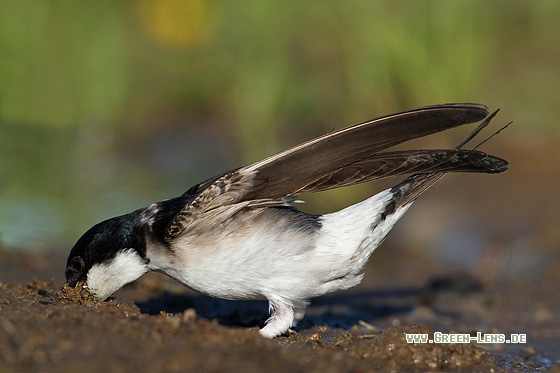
87,248 -> 148,300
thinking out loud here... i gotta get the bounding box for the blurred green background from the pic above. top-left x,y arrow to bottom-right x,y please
0,0 -> 558,258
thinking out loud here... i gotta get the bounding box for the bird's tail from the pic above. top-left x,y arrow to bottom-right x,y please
393,110 -> 510,209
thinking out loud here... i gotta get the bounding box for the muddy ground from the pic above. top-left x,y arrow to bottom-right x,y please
1,142 -> 560,372
1,241 -> 559,373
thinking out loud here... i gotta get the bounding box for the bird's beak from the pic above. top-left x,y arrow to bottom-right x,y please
77,281 -> 88,290
69,280 -> 87,289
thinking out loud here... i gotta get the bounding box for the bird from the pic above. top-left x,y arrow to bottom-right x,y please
65,103 -> 508,338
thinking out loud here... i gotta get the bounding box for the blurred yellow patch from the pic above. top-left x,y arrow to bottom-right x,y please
137,0 -> 213,48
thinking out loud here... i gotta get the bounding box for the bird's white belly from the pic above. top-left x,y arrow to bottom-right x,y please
148,191 -> 412,302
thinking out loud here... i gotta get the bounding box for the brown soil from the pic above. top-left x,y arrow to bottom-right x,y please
1,247 -> 558,373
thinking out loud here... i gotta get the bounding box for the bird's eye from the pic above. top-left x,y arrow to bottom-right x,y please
70,257 -> 85,273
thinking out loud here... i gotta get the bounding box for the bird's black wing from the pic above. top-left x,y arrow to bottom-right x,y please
164,103 -> 507,241
240,103 -> 497,199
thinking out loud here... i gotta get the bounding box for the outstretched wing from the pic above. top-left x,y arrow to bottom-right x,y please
164,103 -> 507,241
241,103 -> 493,199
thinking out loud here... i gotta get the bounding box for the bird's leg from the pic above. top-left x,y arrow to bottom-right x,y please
292,305 -> 307,327
259,298 -> 307,338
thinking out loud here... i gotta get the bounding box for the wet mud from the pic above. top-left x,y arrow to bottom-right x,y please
1,250 -> 558,373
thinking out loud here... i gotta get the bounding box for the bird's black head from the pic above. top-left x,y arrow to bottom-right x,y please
65,210 -> 150,300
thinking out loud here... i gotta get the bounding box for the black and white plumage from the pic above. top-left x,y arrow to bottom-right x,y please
65,103 -> 508,338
